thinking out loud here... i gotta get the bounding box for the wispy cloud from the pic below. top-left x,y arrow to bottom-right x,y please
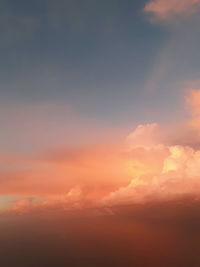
144,0 -> 200,21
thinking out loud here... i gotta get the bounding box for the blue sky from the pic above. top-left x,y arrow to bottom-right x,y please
1,0 -> 200,152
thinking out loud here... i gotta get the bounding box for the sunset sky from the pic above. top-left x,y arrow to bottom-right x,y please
1,0 -> 200,213
2,1 -> 200,266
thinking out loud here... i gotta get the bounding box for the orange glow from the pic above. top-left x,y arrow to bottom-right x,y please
2,90 -> 200,214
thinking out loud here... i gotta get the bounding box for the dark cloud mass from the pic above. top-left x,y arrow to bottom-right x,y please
1,198 -> 200,266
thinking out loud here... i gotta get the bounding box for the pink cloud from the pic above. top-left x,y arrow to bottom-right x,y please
126,123 -> 164,149
186,89 -> 200,116
144,0 -> 200,21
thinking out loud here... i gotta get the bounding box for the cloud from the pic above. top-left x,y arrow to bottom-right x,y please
2,89 -> 200,213
103,145 -> 200,205
103,89 -> 200,206
144,0 -> 200,21
186,89 -> 200,116
126,123 -> 164,149
0,145 -> 130,204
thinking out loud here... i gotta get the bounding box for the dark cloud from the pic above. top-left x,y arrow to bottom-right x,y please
1,198 -> 200,266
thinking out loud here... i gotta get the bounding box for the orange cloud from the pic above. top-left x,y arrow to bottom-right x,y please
144,0 -> 200,21
103,145 -> 200,205
2,89 -> 200,214
102,89 -> 200,205
0,145 -> 131,204
126,123 -> 164,149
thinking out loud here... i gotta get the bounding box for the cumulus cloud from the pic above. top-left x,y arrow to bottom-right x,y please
144,0 -> 200,21
103,145 -> 200,205
102,89 -> 200,206
2,89 -> 200,214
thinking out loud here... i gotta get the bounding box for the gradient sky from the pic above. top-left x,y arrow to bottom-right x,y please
2,0 -> 198,150
2,2 -> 200,266
1,0 -> 200,211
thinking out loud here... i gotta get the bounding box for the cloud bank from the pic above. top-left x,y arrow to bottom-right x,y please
2,89 -> 200,214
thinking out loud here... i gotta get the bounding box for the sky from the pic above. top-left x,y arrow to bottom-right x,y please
2,1 -> 200,266
1,0 -> 200,211
1,0 -> 200,154
0,0 -> 192,132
